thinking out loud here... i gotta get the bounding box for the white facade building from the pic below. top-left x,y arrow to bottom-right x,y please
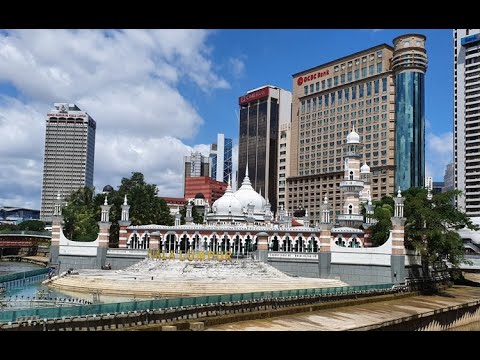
41,103 -> 96,221
454,29 -> 480,218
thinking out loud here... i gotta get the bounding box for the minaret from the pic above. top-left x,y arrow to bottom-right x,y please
360,162 -> 372,202
118,195 -> 131,248
49,191 -> 64,268
98,194 -> 112,248
185,202 -> 193,225
338,126 -> 365,228
391,187 -> 406,284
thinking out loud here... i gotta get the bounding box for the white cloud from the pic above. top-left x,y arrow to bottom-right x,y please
228,57 -> 246,79
426,131 -> 453,181
0,29 -> 231,210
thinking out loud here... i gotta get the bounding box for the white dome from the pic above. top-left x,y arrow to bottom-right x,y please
212,182 -> 243,216
360,163 -> 370,173
234,171 -> 266,213
347,128 -> 360,144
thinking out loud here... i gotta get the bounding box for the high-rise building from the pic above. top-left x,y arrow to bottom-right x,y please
288,35 -> 427,224
209,133 -> 233,183
454,29 -> 480,217
237,85 -> 292,213
184,151 -> 210,178
443,162 -> 454,193
393,34 -> 428,191
40,103 -> 96,221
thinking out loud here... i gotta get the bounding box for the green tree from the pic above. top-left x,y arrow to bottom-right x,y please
370,188 -> 479,269
368,202 -> 393,246
62,187 -> 99,241
62,172 -> 174,246
179,201 -> 204,224
17,220 -> 46,232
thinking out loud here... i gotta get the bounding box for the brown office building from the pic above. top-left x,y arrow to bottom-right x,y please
238,85 -> 292,214
288,44 -> 397,224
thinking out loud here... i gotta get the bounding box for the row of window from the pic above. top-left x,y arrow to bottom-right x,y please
301,81 -> 389,113
298,162 -> 387,176
304,61 -> 385,96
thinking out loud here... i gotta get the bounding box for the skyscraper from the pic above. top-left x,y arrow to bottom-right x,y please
454,29 -> 480,218
209,133 -> 233,183
393,34 -> 428,191
237,85 -> 292,213
184,151 -> 210,178
289,43 -> 397,224
40,103 -> 96,221
443,162 -> 454,193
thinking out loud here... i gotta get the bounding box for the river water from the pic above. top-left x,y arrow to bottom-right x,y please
1,261 -> 135,305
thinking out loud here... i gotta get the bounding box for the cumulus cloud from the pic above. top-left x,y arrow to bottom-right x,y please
426,131 -> 453,181
0,29 -> 231,209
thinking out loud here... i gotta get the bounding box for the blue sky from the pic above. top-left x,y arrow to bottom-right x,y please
0,29 -> 453,209
185,29 -> 453,183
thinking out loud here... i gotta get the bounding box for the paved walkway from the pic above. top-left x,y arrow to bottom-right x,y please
208,285 -> 480,331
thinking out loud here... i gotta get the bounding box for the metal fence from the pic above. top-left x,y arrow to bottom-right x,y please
0,230 -> 51,236
0,282 -> 393,323
0,268 -> 49,284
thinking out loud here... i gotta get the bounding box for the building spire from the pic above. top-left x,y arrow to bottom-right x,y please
245,162 -> 249,177
123,194 -> 128,206
397,186 -> 402,198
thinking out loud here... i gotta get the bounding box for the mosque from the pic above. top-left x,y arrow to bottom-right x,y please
120,127 -> 379,254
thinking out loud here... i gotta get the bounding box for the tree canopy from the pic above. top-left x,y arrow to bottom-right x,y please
62,172 -> 173,245
368,188 -> 479,268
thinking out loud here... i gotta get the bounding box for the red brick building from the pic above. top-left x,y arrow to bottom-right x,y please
184,177 -> 227,204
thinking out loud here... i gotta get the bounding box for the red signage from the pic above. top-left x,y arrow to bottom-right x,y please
297,69 -> 330,86
239,87 -> 269,105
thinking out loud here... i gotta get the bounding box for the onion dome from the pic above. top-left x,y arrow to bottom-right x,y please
234,166 -> 266,212
212,179 -> 243,216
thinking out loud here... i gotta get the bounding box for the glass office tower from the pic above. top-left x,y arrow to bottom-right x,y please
393,34 -> 428,191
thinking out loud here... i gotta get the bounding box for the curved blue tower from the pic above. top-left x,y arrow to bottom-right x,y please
393,34 -> 428,191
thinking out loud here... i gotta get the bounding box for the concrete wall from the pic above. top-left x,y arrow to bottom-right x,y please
329,264 -> 392,286
106,255 -> 145,270
57,255 -> 98,273
268,259 -> 319,278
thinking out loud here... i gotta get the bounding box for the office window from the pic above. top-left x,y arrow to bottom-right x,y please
312,97 -> 317,112
345,88 -> 349,102
331,92 -> 335,106
327,78 -> 332,88
301,101 -> 305,114
361,67 -> 367,78
304,86 -> 308,95
374,79 -> 379,94
322,80 -> 326,89
352,86 -> 356,100
377,62 -> 383,73
310,84 -> 314,93
382,78 -> 387,92
369,64 -> 374,76
359,84 -> 364,98
341,74 -> 345,84
316,82 -> 320,92
334,76 -> 339,86
367,82 -> 372,96
306,99 -> 311,113
354,69 -> 359,80
347,71 -> 352,82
